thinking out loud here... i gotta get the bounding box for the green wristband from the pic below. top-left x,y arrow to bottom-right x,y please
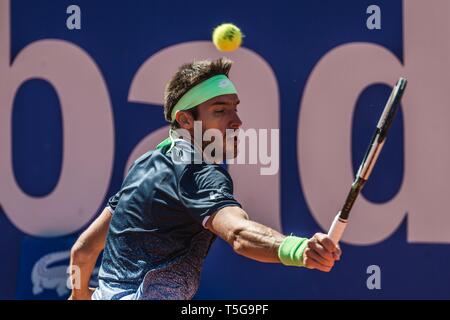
278,236 -> 309,267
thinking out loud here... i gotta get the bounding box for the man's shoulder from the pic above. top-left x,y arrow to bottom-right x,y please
123,148 -> 174,184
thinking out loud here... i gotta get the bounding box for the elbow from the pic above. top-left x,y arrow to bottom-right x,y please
227,211 -> 250,256
228,227 -> 247,256
70,241 -> 88,263
70,239 -> 100,263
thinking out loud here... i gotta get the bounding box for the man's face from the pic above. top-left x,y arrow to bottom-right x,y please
196,93 -> 242,159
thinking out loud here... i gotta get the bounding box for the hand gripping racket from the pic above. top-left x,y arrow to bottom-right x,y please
327,77 -> 408,244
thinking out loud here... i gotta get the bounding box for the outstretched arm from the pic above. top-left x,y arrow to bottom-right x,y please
205,206 -> 341,272
68,207 -> 112,300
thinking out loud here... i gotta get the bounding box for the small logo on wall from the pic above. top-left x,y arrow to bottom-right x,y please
31,250 -> 99,297
32,251 -> 70,297
17,236 -> 100,299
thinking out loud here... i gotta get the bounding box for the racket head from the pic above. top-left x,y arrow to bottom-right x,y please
377,77 -> 407,141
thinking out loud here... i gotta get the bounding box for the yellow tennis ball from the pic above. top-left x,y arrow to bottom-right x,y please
212,23 -> 243,52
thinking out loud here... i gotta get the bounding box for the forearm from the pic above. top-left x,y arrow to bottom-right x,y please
208,206 -> 341,271
69,241 -> 100,298
207,206 -> 287,263
69,208 -> 112,299
228,219 -> 286,263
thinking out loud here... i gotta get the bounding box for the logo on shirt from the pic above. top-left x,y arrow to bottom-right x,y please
209,187 -> 233,201
209,192 -> 220,200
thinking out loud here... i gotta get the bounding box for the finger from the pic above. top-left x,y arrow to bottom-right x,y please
303,255 -> 332,272
308,240 -> 334,260
332,252 -> 341,261
315,233 -> 339,253
304,248 -> 334,268
333,246 -> 342,260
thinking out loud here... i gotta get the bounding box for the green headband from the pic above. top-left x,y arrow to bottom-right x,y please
157,74 -> 238,150
170,74 -> 237,120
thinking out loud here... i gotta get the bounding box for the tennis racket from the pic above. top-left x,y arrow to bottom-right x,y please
327,77 -> 408,244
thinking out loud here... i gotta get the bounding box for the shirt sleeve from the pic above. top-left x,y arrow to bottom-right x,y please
106,190 -> 122,214
105,155 -> 143,214
178,164 -> 242,226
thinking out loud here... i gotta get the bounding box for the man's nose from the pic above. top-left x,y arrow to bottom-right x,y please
230,112 -> 242,129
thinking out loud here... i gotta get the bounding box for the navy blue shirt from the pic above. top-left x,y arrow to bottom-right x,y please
94,139 -> 241,300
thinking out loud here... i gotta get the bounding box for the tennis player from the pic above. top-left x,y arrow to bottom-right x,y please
68,58 -> 341,300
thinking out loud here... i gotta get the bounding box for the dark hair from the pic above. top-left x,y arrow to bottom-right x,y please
163,57 -> 233,128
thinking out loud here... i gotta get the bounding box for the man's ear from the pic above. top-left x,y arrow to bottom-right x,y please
175,111 -> 194,129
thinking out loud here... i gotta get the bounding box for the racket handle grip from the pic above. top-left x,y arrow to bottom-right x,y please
328,213 -> 347,244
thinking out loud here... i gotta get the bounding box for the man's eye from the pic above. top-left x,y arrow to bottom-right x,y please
215,110 -> 224,114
